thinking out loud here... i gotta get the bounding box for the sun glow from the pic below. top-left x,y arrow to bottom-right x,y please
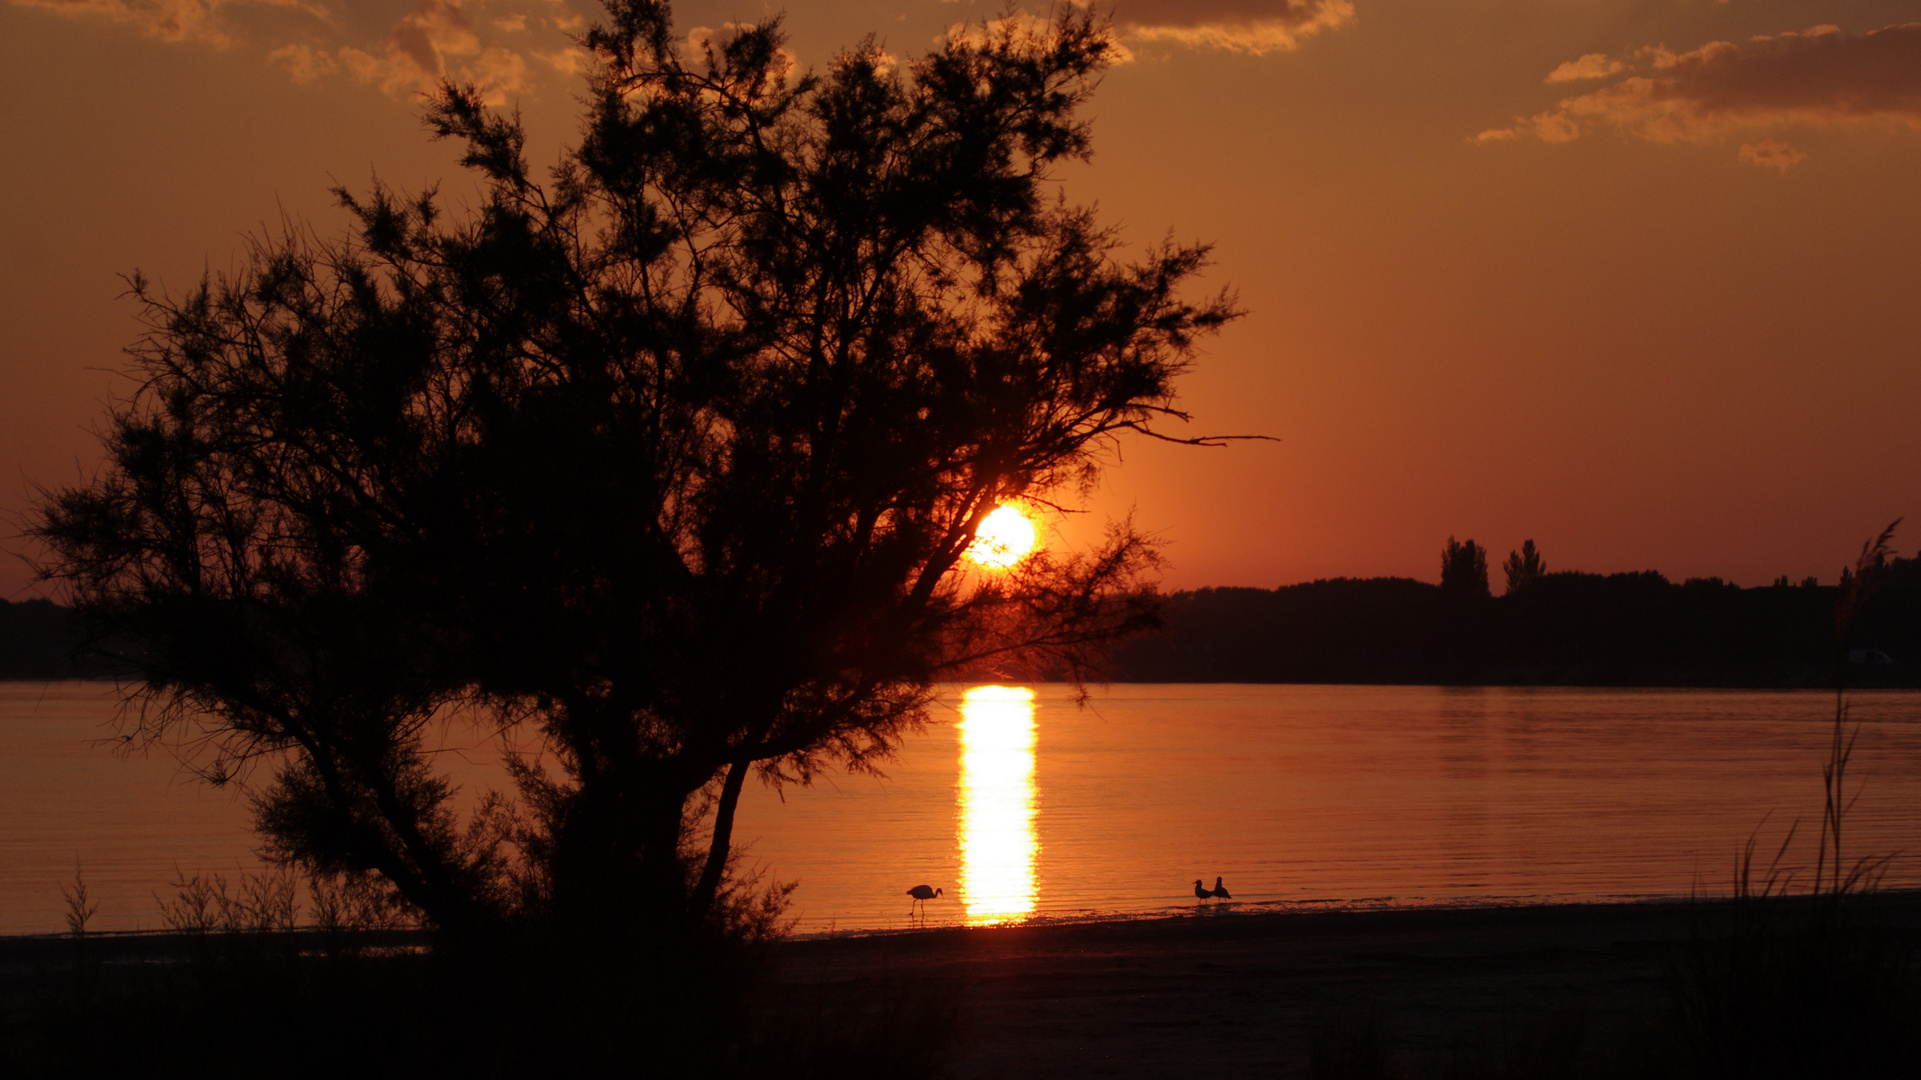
956,685 -> 1038,925
965,505 -> 1039,570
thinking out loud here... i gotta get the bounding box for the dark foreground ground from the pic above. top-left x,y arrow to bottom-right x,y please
767,894 -> 1921,1079
5,894 -> 1919,1077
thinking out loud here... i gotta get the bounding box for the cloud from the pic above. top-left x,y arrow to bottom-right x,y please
269,40 -> 339,82
943,1 -> 1350,60
942,11 -> 1135,62
1113,0 -> 1354,55
1545,53 -> 1622,83
1739,138 -> 1807,174
534,44 -> 588,76
330,1 -> 530,102
12,0 -> 321,49
14,0 -> 560,101
1478,22 -> 1921,161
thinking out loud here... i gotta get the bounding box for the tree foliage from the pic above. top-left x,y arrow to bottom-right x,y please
34,0 -> 1235,945
1503,539 -> 1546,595
1441,536 -> 1490,601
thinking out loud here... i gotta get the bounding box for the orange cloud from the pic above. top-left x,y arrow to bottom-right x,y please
15,0 -> 549,101
534,44 -> 589,76
1545,53 -> 1622,83
943,11 -> 1134,64
13,0 -> 322,49
1738,138 -> 1807,174
1478,23 -> 1921,159
1115,0 -> 1353,55
269,40 -> 339,82
339,0 -> 528,100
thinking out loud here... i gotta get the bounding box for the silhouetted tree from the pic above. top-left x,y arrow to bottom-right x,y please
33,0 -> 1235,951
1441,537 -> 1490,601
1502,539 -> 1545,595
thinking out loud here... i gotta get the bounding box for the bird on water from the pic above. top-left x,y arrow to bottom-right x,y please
907,884 -> 943,918
1194,877 -> 1232,903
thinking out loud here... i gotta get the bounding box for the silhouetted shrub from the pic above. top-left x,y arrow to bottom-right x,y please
33,0 -> 1227,966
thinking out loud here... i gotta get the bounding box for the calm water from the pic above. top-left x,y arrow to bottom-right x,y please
4,682 -> 1920,936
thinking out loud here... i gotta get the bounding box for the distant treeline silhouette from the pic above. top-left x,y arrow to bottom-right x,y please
0,598 -> 139,680
14,550 -> 1921,687
18,549 -> 1921,684
1105,543 -> 1921,687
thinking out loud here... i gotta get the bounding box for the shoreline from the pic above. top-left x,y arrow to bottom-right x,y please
10,893 -> 1919,1076
7,885 -> 1917,945
771,891 -> 1921,1077
0,888 -> 1793,946
777,890 -> 1716,941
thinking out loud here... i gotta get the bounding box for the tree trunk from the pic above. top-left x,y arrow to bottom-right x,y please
689,756 -> 751,917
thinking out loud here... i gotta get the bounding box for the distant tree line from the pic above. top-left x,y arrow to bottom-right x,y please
17,540 -> 1921,689
0,598 -> 139,680
1106,539 -> 1921,687
16,540 -> 1921,688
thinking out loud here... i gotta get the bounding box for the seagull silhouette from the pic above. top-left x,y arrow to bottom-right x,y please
907,884 -> 943,918
1210,876 -> 1232,900
1194,879 -> 1213,903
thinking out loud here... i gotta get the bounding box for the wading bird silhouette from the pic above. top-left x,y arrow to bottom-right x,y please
1194,879 -> 1213,903
907,884 -> 943,918
1211,876 -> 1232,900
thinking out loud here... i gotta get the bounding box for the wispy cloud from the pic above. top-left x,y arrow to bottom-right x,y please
1477,23 -> 1921,167
1544,53 -> 1621,84
1738,138 -> 1807,174
1114,0 -> 1353,55
13,0 -> 565,101
335,0 -> 530,102
14,0 -> 324,49
269,40 -> 340,81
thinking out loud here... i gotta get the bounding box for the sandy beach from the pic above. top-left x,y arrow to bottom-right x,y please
767,894 -> 1921,1078
5,893 -> 1919,1076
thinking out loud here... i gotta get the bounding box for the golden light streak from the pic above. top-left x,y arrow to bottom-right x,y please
956,685 -> 1039,925
965,504 -> 1039,570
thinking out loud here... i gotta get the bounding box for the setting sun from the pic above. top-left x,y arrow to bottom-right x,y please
966,505 -> 1039,570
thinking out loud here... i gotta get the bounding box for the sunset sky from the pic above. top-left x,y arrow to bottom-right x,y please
4,0 -> 1919,600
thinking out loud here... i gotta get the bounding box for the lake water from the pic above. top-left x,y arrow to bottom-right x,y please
4,682 -> 1920,936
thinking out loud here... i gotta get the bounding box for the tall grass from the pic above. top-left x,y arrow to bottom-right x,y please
1667,521 -> 1918,1079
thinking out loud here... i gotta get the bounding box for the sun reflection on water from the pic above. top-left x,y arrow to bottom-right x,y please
957,685 -> 1038,925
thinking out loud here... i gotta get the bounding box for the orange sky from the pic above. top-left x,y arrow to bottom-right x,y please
4,0 -> 1919,599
